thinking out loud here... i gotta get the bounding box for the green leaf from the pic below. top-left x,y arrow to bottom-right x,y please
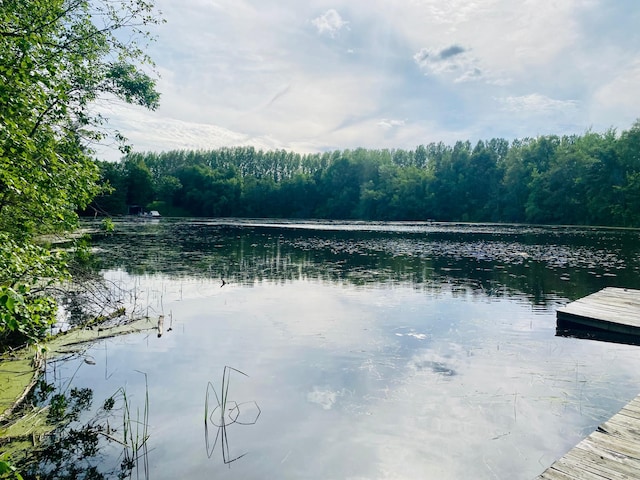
5,296 -> 15,312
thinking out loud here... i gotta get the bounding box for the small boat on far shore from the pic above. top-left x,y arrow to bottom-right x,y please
142,210 -> 162,218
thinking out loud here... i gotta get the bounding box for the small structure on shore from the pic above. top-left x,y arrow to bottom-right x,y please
127,206 -> 161,217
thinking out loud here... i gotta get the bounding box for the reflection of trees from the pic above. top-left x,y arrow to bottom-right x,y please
17,379 -> 149,480
89,220 -> 640,305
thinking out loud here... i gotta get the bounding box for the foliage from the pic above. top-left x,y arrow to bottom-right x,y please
0,0 -> 161,347
0,286 -> 57,347
101,217 -> 115,234
93,121 -> 640,227
0,454 -> 23,480
0,233 -> 66,346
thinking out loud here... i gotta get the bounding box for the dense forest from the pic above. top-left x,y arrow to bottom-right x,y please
90,121 -> 640,227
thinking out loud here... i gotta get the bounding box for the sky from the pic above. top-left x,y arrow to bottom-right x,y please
99,0 -> 640,161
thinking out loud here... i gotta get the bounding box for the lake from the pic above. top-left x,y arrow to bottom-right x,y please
31,219 -> 640,479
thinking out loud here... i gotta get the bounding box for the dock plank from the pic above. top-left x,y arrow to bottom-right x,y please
537,470 -> 579,480
583,432 -> 640,460
564,448 -> 637,479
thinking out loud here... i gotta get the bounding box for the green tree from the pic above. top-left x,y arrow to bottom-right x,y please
579,130 -> 622,225
124,158 -> 155,208
613,120 -> 640,225
91,122 -> 640,228
156,176 -> 183,203
0,0 -> 161,347
90,161 -> 128,215
316,156 -> 361,219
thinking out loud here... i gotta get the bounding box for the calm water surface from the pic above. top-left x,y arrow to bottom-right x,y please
41,219 -> 640,479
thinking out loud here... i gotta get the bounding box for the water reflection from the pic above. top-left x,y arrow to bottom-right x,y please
556,319 -> 640,346
17,375 -> 150,480
87,218 -> 640,305
24,219 -> 640,479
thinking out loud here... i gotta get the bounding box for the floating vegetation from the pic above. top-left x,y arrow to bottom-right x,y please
0,353 -> 43,424
46,316 -> 157,356
87,218 -> 640,305
204,366 -> 261,466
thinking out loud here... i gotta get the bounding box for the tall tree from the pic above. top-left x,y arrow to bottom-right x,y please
0,0 -> 161,347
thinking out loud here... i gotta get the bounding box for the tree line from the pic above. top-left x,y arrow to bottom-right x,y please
91,122 -> 640,227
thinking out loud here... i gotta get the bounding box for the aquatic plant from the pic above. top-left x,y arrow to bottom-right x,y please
204,366 -> 261,466
109,372 -> 150,479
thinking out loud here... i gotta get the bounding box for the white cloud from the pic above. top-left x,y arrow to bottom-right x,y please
94,0 -> 640,160
94,104 -> 289,162
311,9 -> 349,37
377,119 -> 406,129
591,59 -> 640,128
413,44 -> 484,83
307,387 -> 344,410
498,94 -> 578,114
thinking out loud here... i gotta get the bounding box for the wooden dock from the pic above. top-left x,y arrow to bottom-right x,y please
556,287 -> 640,335
540,288 -> 640,478
536,393 -> 640,479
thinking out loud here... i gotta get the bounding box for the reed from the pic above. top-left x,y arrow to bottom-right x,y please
204,366 -> 260,466
102,371 -> 150,478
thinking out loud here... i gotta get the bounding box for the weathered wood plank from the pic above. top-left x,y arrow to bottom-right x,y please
598,419 -> 640,442
619,404 -> 640,420
537,469 -> 580,480
583,431 -> 640,460
577,437 -> 640,467
537,468 -> 577,480
599,417 -> 640,441
552,453 -> 626,480
624,396 -> 640,413
564,448 -> 638,478
603,411 -> 640,433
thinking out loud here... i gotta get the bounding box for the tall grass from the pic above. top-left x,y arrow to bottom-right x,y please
100,371 -> 150,479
